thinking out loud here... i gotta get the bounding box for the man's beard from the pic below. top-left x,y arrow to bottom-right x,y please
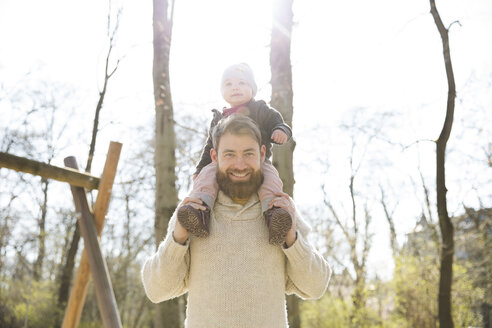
216,167 -> 263,200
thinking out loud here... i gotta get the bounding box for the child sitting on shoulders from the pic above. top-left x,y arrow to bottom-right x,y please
177,63 -> 293,245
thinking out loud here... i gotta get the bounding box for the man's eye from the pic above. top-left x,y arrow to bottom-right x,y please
246,153 -> 254,157
239,81 -> 245,85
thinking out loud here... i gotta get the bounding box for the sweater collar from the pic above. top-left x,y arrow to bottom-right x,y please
216,190 -> 259,210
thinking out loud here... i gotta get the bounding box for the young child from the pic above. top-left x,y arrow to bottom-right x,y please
177,63 -> 293,245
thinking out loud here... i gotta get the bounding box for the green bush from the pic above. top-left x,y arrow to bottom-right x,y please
391,254 -> 484,327
301,295 -> 350,328
11,280 -> 61,328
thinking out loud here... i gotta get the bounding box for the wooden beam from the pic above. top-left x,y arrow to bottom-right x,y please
0,152 -> 100,189
62,141 -> 122,328
64,156 -> 122,328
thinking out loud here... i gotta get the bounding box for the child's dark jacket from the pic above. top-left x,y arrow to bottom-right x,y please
194,99 -> 292,175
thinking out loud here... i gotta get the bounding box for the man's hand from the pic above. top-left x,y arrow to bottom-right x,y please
269,192 -> 297,247
173,197 -> 206,244
271,130 -> 288,144
180,196 -> 207,211
173,221 -> 190,245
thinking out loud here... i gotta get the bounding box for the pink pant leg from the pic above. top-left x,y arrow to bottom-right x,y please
258,162 -> 284,213
189,163 -> 218,209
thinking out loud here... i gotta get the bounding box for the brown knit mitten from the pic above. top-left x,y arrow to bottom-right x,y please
177,204 -> 210,238
264,207 -> 292,245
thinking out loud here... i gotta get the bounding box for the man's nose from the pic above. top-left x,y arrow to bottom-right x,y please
233,156 -> 247,169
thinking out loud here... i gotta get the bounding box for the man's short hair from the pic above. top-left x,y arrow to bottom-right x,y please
211,114 -> 262,150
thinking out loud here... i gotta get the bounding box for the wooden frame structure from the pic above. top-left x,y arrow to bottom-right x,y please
0,141 -> 123,328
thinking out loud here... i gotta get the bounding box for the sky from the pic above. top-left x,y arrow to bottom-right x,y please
1,0 -> 491,278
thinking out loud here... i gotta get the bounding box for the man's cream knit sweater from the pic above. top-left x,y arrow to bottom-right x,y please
141,192 -> 330,328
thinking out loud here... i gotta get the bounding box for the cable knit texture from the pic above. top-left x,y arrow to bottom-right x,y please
141,191 -> 331,328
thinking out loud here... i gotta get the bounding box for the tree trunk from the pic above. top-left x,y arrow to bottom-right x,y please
85,31 -> 119,174
33,177 -> 49,281
271,0 -> 294,194
153,0 -> 180,327
57,223 -> 80,307
270,0 -> 298,326
430,1 -> 457,327
380,186 -> 398,257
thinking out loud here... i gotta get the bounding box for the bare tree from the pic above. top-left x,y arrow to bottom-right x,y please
429,1 -> 458,327
412,165 -> 441,251
270,0 -> 299,326
153,0 -> 181,326
323,186 -> 373,325
86,2 -> 122,174
32,177 -> 49,281
460,207 -> 492,327
32,96 -> 68,281
270,0 -> 295,195
56,4 -> 122,317
4,83 -> 72,283
320,110 -> 386,325
0,193 -> 17,280
379,185 -> 398,257
0,79 -> 77,326
107,162 -> 155,327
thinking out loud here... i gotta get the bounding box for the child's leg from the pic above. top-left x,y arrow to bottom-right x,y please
259,162 -> 293,245
177,163 -> 217,238
258,162 -> 284,213
188,162 -> 218,209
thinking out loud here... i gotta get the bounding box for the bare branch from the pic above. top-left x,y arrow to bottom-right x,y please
322,184 -> 351,242
173,120 -> 205,135
108,59 -> 120,79
447,20 -> 461,31
349,175 -> 358,237
418,166 -> 435,224
402,138 -> 436,151
360,204 -> 373,271
379,185 -> 398,256
86,7 -> 122,173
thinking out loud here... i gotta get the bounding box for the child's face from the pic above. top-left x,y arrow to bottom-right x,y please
221,77 -> 253,107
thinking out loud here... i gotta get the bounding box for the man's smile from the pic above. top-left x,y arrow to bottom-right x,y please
228,170 -> 251,181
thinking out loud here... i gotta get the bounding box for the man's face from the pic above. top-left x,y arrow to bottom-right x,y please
211,132 -> 266,199
221,77 -> 254,107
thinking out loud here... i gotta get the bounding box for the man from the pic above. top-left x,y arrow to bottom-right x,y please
141,115 -> 331,327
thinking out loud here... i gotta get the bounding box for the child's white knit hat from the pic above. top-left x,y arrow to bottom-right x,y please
221,63 -> 257,97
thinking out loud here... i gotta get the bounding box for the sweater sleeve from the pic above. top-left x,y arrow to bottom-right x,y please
194,134 -> 213,175
141,212 -> 190,303
257,101 -> 292,141
283,213 -> 331,300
